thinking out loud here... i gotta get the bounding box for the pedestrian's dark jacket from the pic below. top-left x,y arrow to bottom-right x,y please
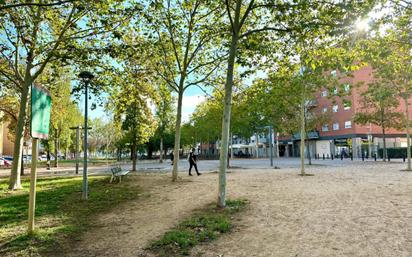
189,152 -> 197,163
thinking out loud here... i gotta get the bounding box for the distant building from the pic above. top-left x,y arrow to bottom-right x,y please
1,122 -> 14,156
278,66 -> 412,158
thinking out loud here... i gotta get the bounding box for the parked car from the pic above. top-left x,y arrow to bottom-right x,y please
23,155 -> 32,164
38,154 -> 55,161
0,157 -> 12,167
39,155 -> 47,161
3,156 -> 13,162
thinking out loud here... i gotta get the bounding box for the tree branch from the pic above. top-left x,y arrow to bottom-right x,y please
0,107 -> 18,122
239,0 -> 255,30
33,5 -> 76,80
240,26 -> 291,38
165,0 -> 183,73
187,54 -> 227,75
225,0 -> 235,34
0,0 -> 75,10
184,63 -> 220,89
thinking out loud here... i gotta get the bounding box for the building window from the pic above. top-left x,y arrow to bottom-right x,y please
332,105 -> 339,112
322,107 -> 328,113
344,121 -> 352,128
344,84 -> 350,92
333,122 -> 339,130
343,102 -> 351,110
322,124 -> 329,132
321,90 -> 328,97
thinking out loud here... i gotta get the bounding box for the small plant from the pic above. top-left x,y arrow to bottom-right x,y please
150,199 -> 248,256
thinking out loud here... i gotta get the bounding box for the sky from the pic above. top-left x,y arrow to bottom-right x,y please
81,83 -> 208,123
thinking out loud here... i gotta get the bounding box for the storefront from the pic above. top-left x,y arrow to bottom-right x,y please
333,138 -> 351,157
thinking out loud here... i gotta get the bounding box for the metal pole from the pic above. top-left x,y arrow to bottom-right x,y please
83,82 -> 88,200
76,126 -> 80,174
269,126 -> 273,166
28,138 -> 38,233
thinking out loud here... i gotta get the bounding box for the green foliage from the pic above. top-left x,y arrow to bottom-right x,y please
150,199 -> 248,257
354,82 -> 403,129
377,147 -> 411,159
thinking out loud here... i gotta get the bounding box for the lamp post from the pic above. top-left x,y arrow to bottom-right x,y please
78,71 -> 94,200
259,125 -> 274,167
268,126 -> 273,167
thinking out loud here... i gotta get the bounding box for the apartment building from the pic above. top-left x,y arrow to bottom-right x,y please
279,66 -> 412,158
0,122 -> 14,156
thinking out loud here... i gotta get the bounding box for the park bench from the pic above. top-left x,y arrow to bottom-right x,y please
110,166 -> 130,183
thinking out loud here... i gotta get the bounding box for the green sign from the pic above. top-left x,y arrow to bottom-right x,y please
31,85 -> 52,139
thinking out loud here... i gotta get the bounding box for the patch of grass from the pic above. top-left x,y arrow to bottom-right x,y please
0,175 -> 142,256
150,199 -> 248,257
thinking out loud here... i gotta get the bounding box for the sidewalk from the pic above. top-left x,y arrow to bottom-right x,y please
1,157 -> 409,178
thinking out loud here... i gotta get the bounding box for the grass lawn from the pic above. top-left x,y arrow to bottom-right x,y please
149,199 -> 248,256
0,175 -> 142,257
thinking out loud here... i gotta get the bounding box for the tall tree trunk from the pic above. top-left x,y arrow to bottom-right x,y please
131,141 -> 137,172
172,86 -> 184,181
20,147 -> 24,176
54,137 -> 59,168
218,0 -> 241,208
9,82 -> 30,190
300,90 -> 306,175
159,137 -> 164,163
404,97 -> 411,170
382,126 -> 387,162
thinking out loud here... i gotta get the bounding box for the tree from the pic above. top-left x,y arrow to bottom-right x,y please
354,82 -> 403,161
109,73 -> 157,171
154,84 -> 175,163
45,70 -> 82,167
143,0 -> 226,181
217,0 -> 375,207
1,1 -> 141,189
121,104 -> 156,171
362,9 -> 412,168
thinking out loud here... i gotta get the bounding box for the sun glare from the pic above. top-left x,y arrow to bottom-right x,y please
355,18 -> 370,31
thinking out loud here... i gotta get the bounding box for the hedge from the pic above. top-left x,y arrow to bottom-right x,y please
378,148 -> 411,158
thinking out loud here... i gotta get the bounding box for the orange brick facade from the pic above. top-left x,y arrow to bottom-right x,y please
280,66 -> 411,158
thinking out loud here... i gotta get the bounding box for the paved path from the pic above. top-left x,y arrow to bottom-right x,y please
0,157 -> 408,178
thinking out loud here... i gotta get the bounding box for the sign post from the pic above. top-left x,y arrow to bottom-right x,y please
28,85 -> 51,234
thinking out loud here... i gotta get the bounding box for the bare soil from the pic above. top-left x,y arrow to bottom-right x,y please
60,163 -> 412,257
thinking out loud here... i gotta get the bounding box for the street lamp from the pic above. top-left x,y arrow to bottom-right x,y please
78,71 -> 94,200
258,125 -> 274,167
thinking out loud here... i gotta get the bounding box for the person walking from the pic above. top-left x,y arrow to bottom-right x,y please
188,148 -> 201,176
170,151 -> 174,165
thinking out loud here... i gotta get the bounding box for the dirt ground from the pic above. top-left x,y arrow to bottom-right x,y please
61,162 -> 412,257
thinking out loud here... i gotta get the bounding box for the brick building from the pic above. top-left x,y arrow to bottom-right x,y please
279,66 -> 411,158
